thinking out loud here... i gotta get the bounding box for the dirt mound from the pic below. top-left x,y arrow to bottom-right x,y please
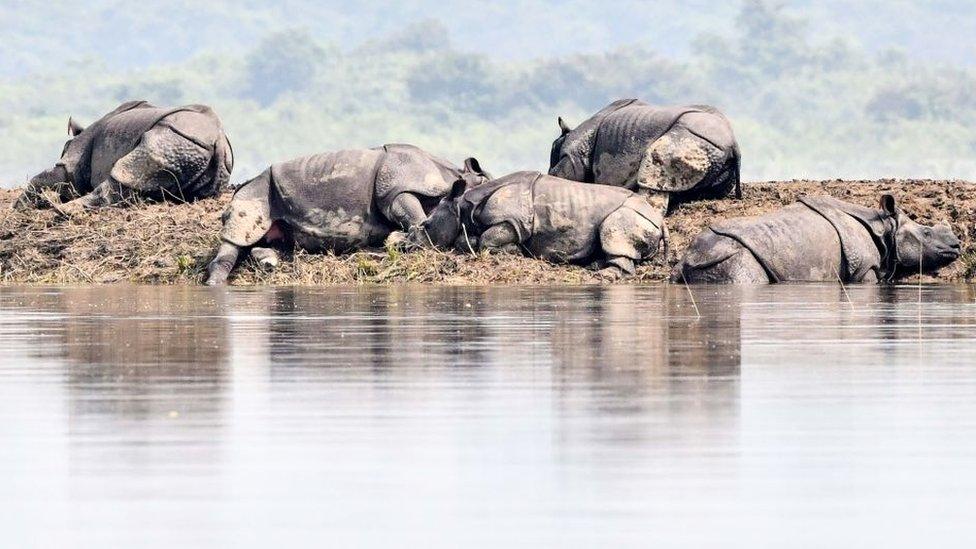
1,179 -> 973,285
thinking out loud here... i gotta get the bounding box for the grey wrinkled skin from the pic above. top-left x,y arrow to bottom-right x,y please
14,100 -> 233,211
673,194 -> 962,284
413,171 -> 666,277
549,98 -> 740,215
205,144 -> 490,285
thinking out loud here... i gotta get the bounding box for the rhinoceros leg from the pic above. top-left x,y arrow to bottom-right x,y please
205,242 -> 242,286
250,247 -> 280,271
673,230 -> 769,284
14,181 -> 79,211
636,127 -> 724,214
597,206 -> 664,278
80,126 -> 212,209
478,223 -> 521,254
387,192 -> 428,230
382,192 -> 431,250
63,178 -> 138,212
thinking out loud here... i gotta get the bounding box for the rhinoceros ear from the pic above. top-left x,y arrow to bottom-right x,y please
67,117 -> 85,137
558,117 -> 571,136
463,157 -> 485,175
449,178 -> 468,200
880,194 -> 897,215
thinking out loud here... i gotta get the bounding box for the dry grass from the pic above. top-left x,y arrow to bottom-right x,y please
1,179 -> 974,285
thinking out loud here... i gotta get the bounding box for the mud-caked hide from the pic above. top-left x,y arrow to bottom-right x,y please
552,98 -> 740,199
62,100 -> 232,199
707,196 -> 897,282
459,171 -> 664,264
221,145 -> 468,253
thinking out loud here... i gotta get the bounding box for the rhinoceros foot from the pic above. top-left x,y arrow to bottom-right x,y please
250,247 -> 280,271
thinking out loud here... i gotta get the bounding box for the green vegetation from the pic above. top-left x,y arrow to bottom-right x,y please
2,1 -> 976,187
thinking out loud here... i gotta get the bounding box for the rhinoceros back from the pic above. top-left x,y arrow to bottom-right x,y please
66,101 -> 230,196
592,104 -> 707,186
372,144 -> 460,218
526,175 -> 636,261
709,203 -> 844,282
465,172 -> 538,242
709,199 -> 884,282
268,150 -> 388,252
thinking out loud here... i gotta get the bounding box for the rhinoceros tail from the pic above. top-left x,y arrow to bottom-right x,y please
731,145 -> 742,199
214,132 -> 234,192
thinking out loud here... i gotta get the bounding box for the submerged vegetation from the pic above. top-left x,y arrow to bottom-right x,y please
1,180 -> 972,285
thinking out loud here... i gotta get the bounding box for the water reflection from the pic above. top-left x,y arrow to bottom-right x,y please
2,284 -> 976,547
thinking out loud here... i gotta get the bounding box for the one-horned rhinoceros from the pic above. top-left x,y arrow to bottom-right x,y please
672,194 -> 961,284
14,100 -> 233,211
549,98 -> 740,215
204,144 -> 490,285
410,171 -> 666,278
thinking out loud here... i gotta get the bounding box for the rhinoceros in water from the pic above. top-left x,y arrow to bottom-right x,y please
549,98 -> 740,215
14,100 -> 233,211
673,194 -> 961,284
410,171 -> 666,278
205,144 -> 490,285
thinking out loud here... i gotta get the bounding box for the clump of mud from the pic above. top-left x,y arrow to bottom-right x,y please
1,179 -> 973,285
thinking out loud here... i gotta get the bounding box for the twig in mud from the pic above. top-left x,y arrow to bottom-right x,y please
679,268 -> 701,320
836,269 -> 856,311
461,223 -> 476,256
918,242 -> 923,340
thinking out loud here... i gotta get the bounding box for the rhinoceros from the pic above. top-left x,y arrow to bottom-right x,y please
204,144 -> 490,285
14,100 -> 233,211
673,194 -> 962,284
549,98 -> 740,215
411,171 -> 666,278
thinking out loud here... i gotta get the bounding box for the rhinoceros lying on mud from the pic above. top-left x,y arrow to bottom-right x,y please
14,100 -> 233,211
549,98 -> 740,215
411,171 -> 666,278
205,144 -> 490,285
673,194 -> 961,284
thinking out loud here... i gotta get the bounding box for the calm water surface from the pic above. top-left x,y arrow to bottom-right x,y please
1,284 -> 975,547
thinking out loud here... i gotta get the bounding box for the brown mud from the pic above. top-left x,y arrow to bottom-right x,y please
1,180 -> 973,285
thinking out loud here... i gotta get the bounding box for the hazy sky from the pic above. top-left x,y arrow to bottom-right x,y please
3,0 -> 976,77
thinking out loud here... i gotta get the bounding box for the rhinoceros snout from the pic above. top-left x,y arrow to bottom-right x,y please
943,240 -> 963,259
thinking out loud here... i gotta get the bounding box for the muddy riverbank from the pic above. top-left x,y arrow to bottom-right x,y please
1,179 -> 973,284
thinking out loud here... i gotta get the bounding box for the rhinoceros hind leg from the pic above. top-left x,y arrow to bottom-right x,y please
110,126 -> 211,203
598,206 -> 663,270
205,242 -> 242,286
386,192 -> 428,231
637,128 -> 724,211
478,223 -> 520,254
598,257 -> 636,280
674,231 -> 768,284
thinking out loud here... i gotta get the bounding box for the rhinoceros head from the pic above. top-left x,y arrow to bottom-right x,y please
548,117 -> 588,181
411,179 -> 469,249
886,195 -> 962,275
28,117 -> 88,189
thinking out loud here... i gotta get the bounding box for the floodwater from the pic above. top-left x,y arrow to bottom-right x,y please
1,284 -> 975,548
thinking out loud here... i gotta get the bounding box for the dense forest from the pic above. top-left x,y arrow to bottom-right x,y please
3,1 -> 976,186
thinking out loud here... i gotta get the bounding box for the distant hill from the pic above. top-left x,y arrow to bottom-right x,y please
2,0 -> 975,77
